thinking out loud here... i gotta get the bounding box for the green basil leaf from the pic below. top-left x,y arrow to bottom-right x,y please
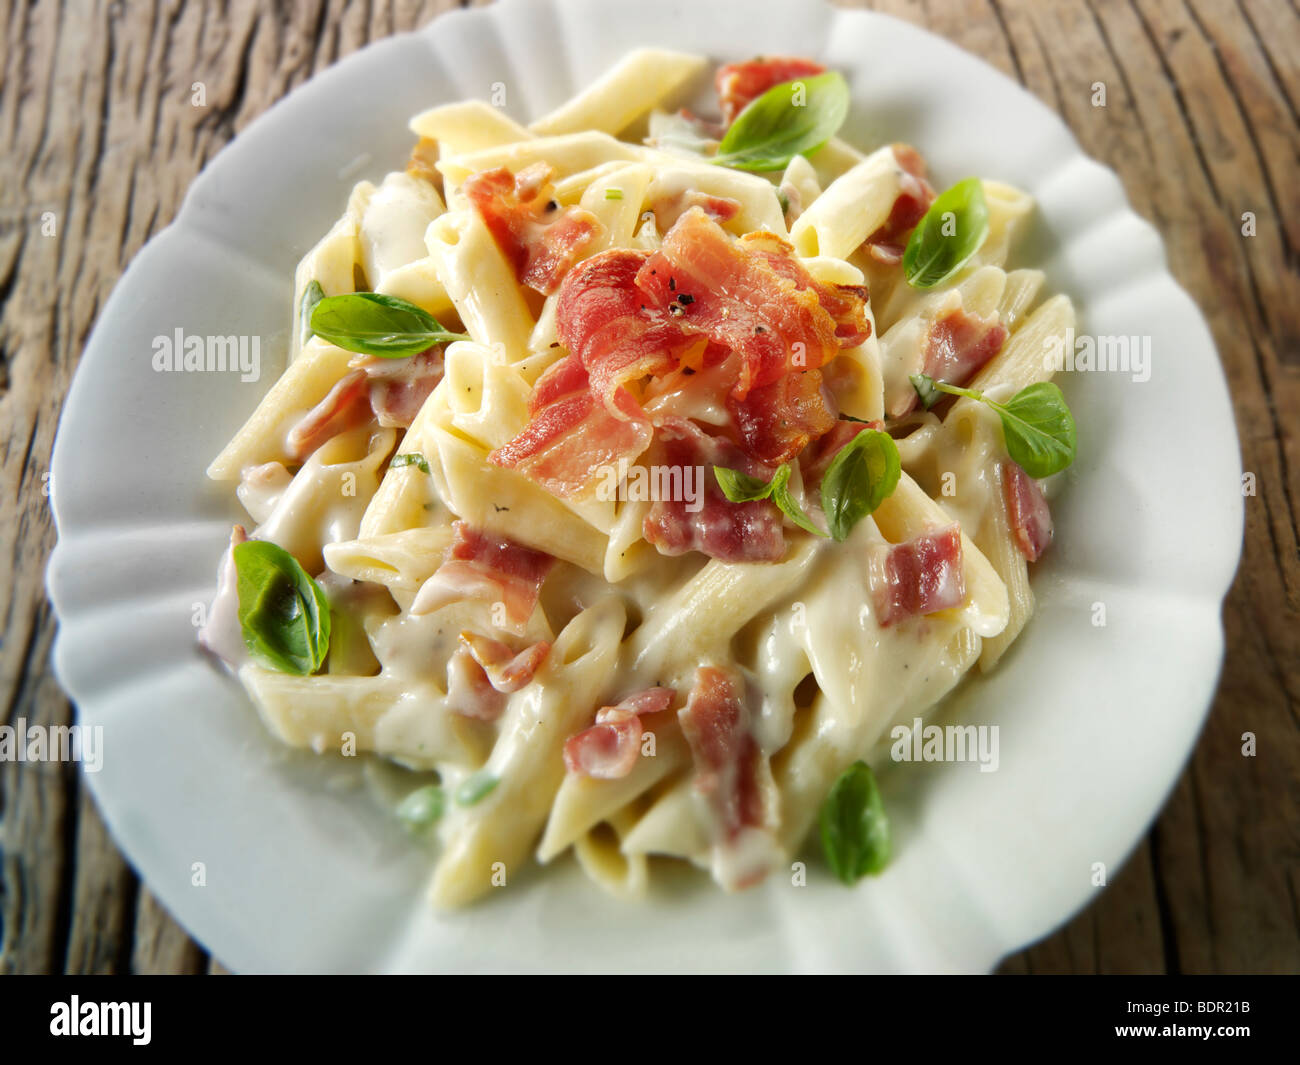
310,292 -> 470,358
902,177 -> 989,289
713,464 -> 776,502
396,784 -> 445,829
770,465 -> 827,538
994,381 -> 1077,478
820,760 -> 890,884
820,430 -> 901,542
714,71 -> 850,172
299,280 -> 325,348
909,372 -> 941,410
390,452 -> 430,474
233,540 -> 331,675
455,773 -> 498,807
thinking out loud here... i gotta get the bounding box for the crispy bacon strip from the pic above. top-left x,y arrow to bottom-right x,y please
741,231 -> 872,349
1001,461 -> 1053,562
864,144 -> 936,265
679,665 -> 776,889
716,56 -> 827,125
643,418 -> 786,563
411,522 -> 554,635
563,687 -> 675,780
636,208 -> 848,399
488,353 -> 656,497
870,523 -> 966,626
463,163 -> 604,294
727,369 -> 837,466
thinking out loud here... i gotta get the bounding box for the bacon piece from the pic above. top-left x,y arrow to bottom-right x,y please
643,417 -> 785,563
651,189 -> 742,233
870,523 -> 966,626
864,144 -> 936,265
1001,461 -> 1053,562
636,208 -> 845,399
411,522 -> 554,635
463,163 -> 604,294
741,231 -> 872,349
357,347 -> 444,428
924,307 -> 1007,390
445,644 -> 506,721
488,353 -> 655,497
678,665 -> 775,889
715,56 -> 827,125
287,370 -> 372,460
459,631 -> 551,692
728,369 -> 837,466
563,687 -> 675,780
554,249 -> 700,414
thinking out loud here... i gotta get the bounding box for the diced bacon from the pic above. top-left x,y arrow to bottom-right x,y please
727,369 -> 837,465
651,189 -> 742,233
924,306 -> 1007,390
410,522 -> 554,635
562,686 -> 675,780
864,143 -> 936,264
445,644 -> 506,721
870,523 -> 966,626
636,208 -> 847,399
1001,461 -> 1053,562
716,56 -> 827,125
463,163 -> 604,294
488,353 -> 656,497
459,631 -> 551,692
198,525 -> 249,671
643,417 -> 785,563
678,665 -> 775,889
287,370 -> 372,460
356,347 -> 444,428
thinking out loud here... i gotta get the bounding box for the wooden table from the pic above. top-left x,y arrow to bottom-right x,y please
1,0 -> 1295,975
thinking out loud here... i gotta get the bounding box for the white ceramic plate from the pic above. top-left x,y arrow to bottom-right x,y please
47,0 -> 1243,973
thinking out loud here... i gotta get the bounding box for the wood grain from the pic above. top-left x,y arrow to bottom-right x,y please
0,0 -> 1295,974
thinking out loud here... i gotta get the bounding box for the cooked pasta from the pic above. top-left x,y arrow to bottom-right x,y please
200,49 -> 1075,907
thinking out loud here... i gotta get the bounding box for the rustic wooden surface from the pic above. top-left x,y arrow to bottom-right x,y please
0,0 -> 1295,975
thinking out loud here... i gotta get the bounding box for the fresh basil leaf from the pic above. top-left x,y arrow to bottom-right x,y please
455,773 -> 498,807
820,430 -> 901,542
909,372 -> 941,410
994,381 -> 1077,477
714,464 -> 776,502
310,292 -> 469,358
233,540 -> 331,675
903,177 -> 989,289
770,465 -> 827,538
299,280 -> 325,347
396,784 -> 445,829
820,760 -> 890,884
390,452 -> 430,474
713,71 -> 850,172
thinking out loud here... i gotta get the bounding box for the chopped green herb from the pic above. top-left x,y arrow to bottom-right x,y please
396,784 -> 445,829
455,773 -> 498,806
390,452 -> 430,474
